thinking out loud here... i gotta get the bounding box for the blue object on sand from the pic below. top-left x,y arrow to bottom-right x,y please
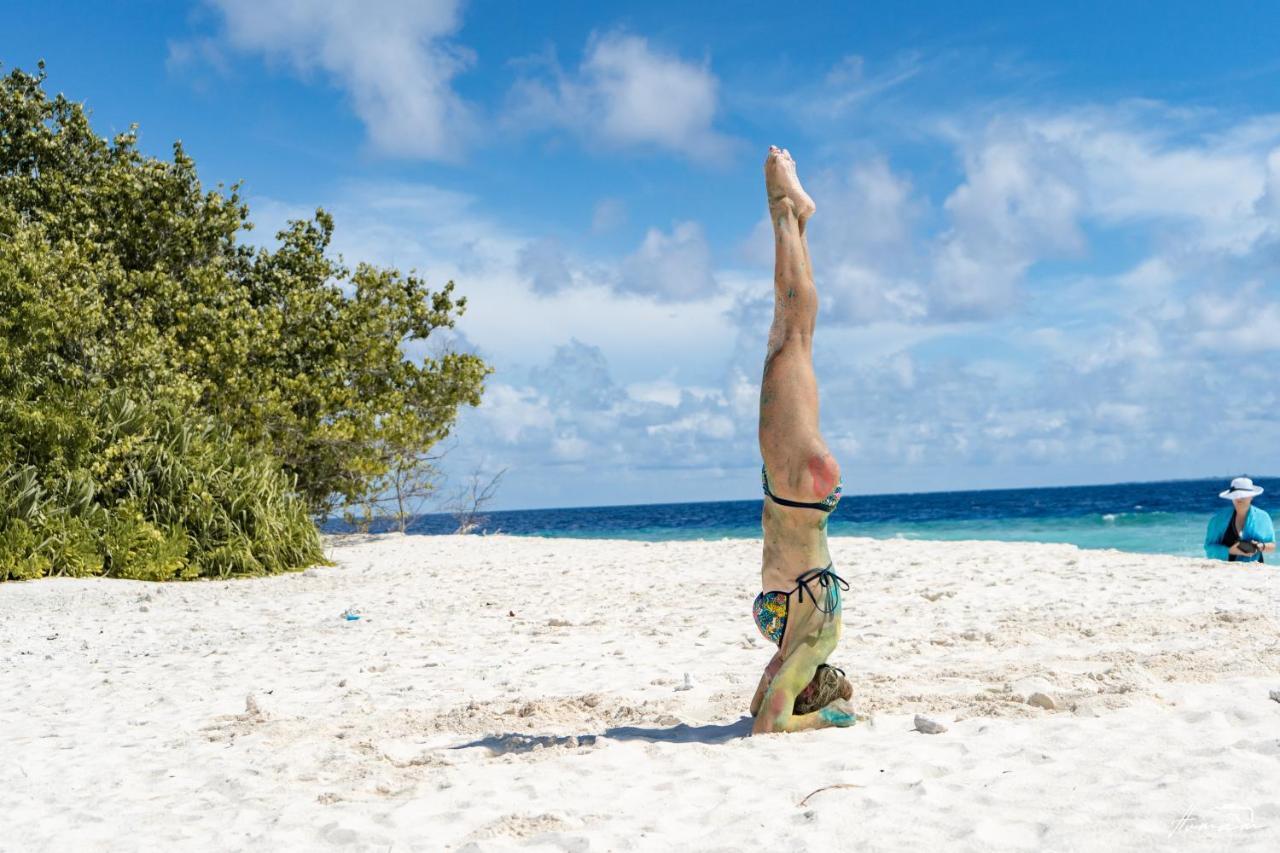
341,607 -> 361,621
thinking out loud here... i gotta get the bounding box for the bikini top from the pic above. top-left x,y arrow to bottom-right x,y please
761,464 -> 842,513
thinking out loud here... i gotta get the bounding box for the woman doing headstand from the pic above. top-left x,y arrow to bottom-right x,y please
748,146 -> 857,735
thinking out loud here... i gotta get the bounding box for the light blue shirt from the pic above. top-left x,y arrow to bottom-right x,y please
1204,505 -> 1274,562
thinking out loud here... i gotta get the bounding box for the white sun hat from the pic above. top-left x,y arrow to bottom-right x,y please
1219,477 -> 1264,500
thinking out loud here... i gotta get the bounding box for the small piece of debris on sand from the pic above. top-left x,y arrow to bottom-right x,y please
914,715 -> 947,734
1028,692 -> 1057,710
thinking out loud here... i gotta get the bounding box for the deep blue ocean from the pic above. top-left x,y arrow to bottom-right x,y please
321,477 -> 1276,558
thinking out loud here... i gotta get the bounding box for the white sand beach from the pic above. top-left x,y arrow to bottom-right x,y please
5,533 -> 1280,851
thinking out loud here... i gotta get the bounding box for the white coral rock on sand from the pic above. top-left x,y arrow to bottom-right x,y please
914,715 -> 947,734
1028,692 -> 1057,711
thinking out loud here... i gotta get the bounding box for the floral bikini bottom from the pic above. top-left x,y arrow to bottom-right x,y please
752,564 -> 849,646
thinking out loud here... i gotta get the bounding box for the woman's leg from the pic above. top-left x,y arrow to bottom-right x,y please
758,147 -> 838,500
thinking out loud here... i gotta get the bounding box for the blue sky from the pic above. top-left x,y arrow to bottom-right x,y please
6,1 -> 1280,509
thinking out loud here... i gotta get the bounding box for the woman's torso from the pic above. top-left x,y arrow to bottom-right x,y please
760,483 -> 838,591
759,451 -> 842,589
1222,510 -> 1242,549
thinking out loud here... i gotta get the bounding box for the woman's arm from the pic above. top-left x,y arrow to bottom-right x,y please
753,649 -> 852,733
1205,511 -> 1230,560
1252,510 -> 1275,553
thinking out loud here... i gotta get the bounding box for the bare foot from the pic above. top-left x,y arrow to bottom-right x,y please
817,698 -> 858,727
764,145 -> 815,224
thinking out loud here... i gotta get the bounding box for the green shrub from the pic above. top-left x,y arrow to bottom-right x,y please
0,518 -> 49,580
0,390 -> 329,581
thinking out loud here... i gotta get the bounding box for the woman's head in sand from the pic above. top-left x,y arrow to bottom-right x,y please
1220,477 -> 1263,510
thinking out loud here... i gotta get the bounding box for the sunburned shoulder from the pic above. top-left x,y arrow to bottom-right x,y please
807,451 -> 840,500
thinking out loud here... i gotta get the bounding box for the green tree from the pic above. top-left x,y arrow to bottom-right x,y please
0,63 -> 490,579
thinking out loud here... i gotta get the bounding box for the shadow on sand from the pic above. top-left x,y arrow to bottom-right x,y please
452,716 -> 754,755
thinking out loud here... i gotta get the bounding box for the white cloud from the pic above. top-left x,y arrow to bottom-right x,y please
1114,257 -> 1178,294
1076,320 -> 1165,374
646,411 -> 735,441
478,384 -> 555,444
962,106 -> 1280,259
1188,281 -> 1280,353
1093,402 -> 1147,430
821,156 -> 918,249
551,432 -> 591,462
618,221 -> 719,301
825,264 -> 928,325
806,157 -> 930,323
197,0 -> 475,159
1260,148 -> 1280,219
448,337 -> 765,506
930,120 -> 1087,318
509,208 -> 724,303
528,339 -> 625,411
591,197 -> 628,234
249,181 -> 739,384
790,104 -> 1280,327
734,156 -> 932,325
626,378 -> 721,407
518,219 -> 722,303
166,36 -> 230,76
518,238 -> 574,296
508,32 -> 732,161
813,52 -> 927,119
1037,111 -> 1268,248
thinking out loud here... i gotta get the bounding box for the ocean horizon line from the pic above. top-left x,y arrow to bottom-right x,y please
424,473 -> 1277,517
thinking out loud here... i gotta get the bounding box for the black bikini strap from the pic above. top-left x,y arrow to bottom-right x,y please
766,491 -> 837,513
793,565 -> 850,614
761,466 -> 837,513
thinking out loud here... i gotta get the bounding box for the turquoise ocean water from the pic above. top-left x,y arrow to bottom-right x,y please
323,478 -> 1273,559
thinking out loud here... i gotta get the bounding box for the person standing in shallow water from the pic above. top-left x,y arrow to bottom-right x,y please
1204,477 -> 1275,562
747,146 -> 858,734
